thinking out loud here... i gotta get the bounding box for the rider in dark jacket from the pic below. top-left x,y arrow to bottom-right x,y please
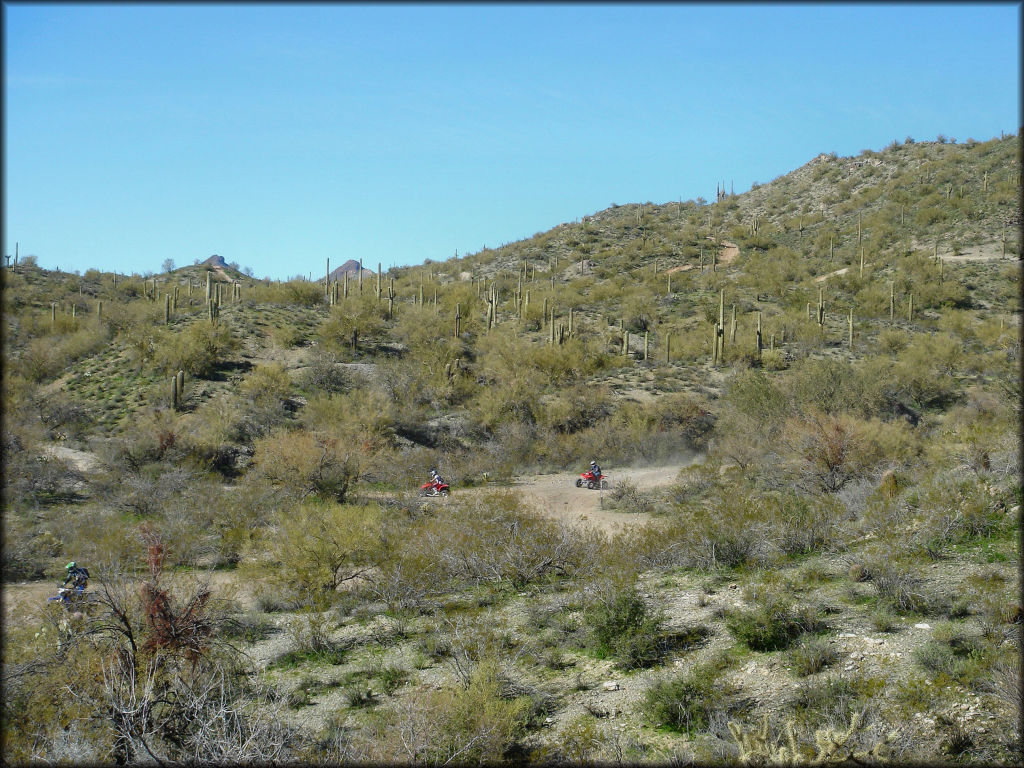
589,461 -> 602,479
63,562 -> 89,590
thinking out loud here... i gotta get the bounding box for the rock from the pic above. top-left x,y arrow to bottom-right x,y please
848,563 -> 868,582
914,623 -> 931,629
602,681 -> 620,692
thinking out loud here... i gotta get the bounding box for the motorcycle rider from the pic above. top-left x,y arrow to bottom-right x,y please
63,561 -> 89,591
429,468 -> 445,488
589,461 -> 602,480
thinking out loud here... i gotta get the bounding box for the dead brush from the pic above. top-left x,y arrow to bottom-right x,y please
608,477 -> 655,513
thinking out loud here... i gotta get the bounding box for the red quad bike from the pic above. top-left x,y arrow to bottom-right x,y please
419,480 -> 450,497
575,471 -> 608,490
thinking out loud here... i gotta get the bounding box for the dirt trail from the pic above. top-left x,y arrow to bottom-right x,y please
42,445 -> 101,473
510,458 -> 702,533
666,239 -> 739,273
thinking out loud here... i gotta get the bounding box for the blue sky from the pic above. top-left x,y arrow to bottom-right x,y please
3,3 -> 1020,279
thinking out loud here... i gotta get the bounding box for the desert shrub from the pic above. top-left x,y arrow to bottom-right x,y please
712,369 -> 790,468
316,299 -> 387,356
583,582 -> 667,669
240,362 -> 292,404
644,658 -> 734,733
759,348 -> 788,370
300,350 -> 351,394
913,475 -> 1012,555
537,384 -> 615,435
267,323 -> 305,349
299,389 -> 397,466
152,320 -> 236,377
251,428 -> 358,502
357,658 -> 532,763
647,488 -> 838,570
608,477 -> 655,513
862,558 -> 943,614
2,515 -> 63,579
400,491 -> 604,592
267,500 -> 382,596
2,435 -> 84,509
726,598 -> 824,652
788,635 -> 839,676
785,411 -> 877,493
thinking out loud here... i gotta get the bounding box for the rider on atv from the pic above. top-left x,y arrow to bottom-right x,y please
430,468 -> 445,486
589,461 -> 603,480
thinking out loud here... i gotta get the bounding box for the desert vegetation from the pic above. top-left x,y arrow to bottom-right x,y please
3,134 -> 1020,763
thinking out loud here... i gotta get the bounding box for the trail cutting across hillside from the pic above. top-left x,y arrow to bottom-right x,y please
510,459 -> 702,532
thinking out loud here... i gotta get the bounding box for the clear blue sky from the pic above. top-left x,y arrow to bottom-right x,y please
4,2 -> 1020,279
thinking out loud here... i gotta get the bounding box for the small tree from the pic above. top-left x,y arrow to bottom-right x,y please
161,258 -> 175,273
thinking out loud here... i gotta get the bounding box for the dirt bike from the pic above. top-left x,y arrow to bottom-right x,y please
47,586 -> 91,609
575,470 -> 608,490
419,480 -> 450,497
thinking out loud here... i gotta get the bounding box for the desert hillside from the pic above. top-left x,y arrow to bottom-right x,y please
2,134 -> 1020,763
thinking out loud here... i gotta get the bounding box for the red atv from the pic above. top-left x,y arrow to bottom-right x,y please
575,470 -> 608,490
419,479 -> 450,497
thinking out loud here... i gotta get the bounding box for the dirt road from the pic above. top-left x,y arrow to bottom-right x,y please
511,458 -> 702,532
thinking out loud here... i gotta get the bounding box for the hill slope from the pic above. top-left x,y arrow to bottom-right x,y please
2,134 -> 1020,763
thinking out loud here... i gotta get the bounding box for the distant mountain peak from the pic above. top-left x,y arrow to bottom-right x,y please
328,259 -> 374,280
202,255 -> 227,268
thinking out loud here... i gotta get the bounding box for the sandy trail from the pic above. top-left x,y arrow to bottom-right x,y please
511,458 -> 701,533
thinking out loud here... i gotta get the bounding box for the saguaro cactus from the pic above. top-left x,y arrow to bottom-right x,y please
454,304 -> 461,337
96,300 -> 103,318
908,293 -> 914,322
756,312 -> 763,356
889,283 -> 895,320
665,334 -> 672,364
848,310 -> 854,349
164,294 -> 170,325
718,289 -> 726,353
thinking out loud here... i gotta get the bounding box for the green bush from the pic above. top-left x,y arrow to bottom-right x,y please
152,320 -> 236,377
583,583 -> 667,669
726,598 -> 823,652
643,659 -> 732,733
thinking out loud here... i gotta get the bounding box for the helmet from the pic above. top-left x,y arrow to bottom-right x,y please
66,561 -> 76,570
590,461 -> 597,467
430,468 -> 437,475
